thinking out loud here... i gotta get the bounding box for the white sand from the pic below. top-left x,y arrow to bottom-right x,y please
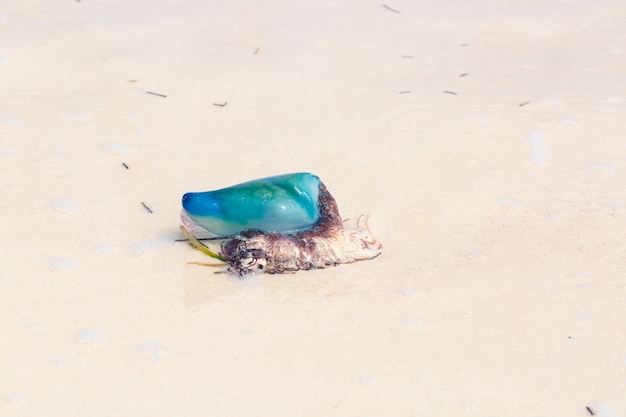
2,1 -> 626,416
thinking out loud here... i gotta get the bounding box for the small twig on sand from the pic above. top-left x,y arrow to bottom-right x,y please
141,202 -> 153,214
382,4 -> 400,13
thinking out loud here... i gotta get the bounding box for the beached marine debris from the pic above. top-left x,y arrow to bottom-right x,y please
180,172 -> 382,275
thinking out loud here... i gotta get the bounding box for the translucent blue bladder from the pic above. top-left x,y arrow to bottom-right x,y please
182,172 -> 322,236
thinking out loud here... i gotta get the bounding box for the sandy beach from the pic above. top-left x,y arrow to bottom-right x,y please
2,1 -> 626,416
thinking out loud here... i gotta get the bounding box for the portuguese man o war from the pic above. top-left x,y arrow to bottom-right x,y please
180,173 -> 382,275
